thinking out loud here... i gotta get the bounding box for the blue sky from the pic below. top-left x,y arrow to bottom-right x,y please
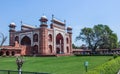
0,0 -> 120,46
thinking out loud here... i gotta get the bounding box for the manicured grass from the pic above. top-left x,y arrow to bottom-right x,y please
0,56 -> 112,74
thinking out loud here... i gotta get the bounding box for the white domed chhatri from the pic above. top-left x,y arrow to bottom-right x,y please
41,15 -> 47,19
67,26 -> 72,30
10,22 -> 16,26
68,26 -> 72,28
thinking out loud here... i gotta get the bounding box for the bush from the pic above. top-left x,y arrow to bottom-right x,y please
86,57 -> 120,74
108,58 -> 113,61
113,54 -> 118,59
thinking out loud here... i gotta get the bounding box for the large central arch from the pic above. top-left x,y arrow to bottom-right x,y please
56,33 -> 64,54
21,36 -> 31,46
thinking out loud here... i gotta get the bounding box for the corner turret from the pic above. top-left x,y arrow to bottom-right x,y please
9,22 -> 16,32
39,15 -> 48,27
9,22 -> 16,46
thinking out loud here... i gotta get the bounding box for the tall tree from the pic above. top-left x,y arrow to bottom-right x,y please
99,33 -> 118,49
76,24 -> 118,52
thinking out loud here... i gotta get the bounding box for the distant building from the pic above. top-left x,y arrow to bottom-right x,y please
0,15 -> 72,56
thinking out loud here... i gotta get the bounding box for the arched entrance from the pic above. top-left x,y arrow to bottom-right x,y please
21,36 -> 31,46
0,51 -> 4,56
11,51 -> 15,56
56,33 -> 64,54
6,51 -> 10,56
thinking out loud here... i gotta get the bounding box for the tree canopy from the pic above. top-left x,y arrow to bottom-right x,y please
76,24 -> 118,52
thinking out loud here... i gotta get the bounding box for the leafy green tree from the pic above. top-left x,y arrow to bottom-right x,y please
72,44 -> 76,49
76,24 -> 118,52
118,41 -> 120,48
72,44 -> 81,49
99,33 -> 118,49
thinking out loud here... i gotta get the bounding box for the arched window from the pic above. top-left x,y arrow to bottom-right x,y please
66,38 -> 69,44
33,34 -> 38,42
15,36 -> 19,43
49,45 -> 52,53
67,47 -> 69,53
49,34 -> 52,42
33,45 -> 38,54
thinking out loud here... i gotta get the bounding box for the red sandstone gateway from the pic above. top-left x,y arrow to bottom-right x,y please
0,15 -> 72,56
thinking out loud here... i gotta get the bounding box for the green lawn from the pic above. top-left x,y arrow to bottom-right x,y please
0,56 -> 112,74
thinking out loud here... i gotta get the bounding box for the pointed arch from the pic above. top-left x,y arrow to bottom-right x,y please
56,33 -> 64,54
21,36 -> 31,46
56,33 -> 64,44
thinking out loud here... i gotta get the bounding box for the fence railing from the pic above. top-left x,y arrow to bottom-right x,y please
0,70 -> 50,74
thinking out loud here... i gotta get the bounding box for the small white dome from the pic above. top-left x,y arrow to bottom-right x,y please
68,26 -> 72,28
41,15 -> 47,19
10,22 -> 16,26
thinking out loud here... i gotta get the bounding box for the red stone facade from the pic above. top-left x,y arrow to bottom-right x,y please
0,16 -> 72,56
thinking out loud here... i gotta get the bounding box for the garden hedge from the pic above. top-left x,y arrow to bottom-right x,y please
86,57 -> 120,74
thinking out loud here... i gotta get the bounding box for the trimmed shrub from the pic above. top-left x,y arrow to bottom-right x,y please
86,57 -> 120,74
